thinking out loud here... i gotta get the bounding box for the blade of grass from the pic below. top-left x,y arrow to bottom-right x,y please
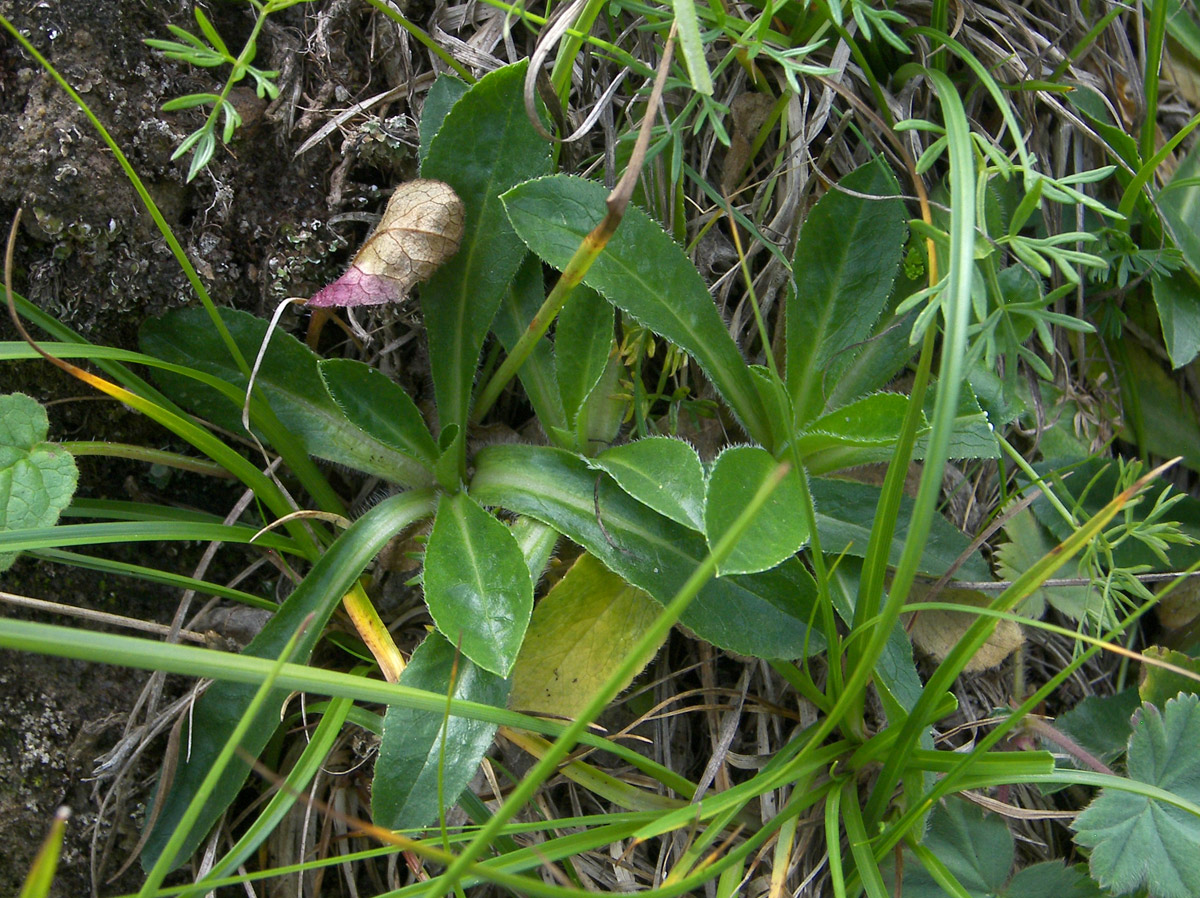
841,779 -> 889,898
137,613 -> 315,886
192,693 -> 355,886
849,68 -> 975,745
17,807 -> 69,898
856,67 -> 975,824
1142,0 -> 1169,164
670,0 -> 714,94
30,549 -> 273,609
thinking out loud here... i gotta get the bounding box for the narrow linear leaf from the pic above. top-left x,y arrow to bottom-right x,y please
425,491 -> 533,677
18,807 -> 68,898
502,174 -> 771,447
373,631 -> 509,830
670,0 -> 713,95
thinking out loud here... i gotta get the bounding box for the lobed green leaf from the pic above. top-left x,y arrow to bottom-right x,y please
0,394 -> 78,572
1073,694 -> 1200,898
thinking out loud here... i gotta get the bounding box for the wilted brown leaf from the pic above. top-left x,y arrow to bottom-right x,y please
308,179 -> 465,307
907,585 -> 1024,674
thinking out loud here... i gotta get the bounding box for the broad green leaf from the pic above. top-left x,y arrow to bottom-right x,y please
142,489 -> 437,870
1117,340 -> 1200,472
916,383 -> 1000,461
1156,138 -> 1200,367
0,394 -> 78,572
1159,137 -> 1200,275
470,444 -> 824,659
826,304 -> 921,412
556,286 -> 615,430
967,361 -> 1025,430
795,392 -> 911,474
914,797 -> 1012,896
588,437 -> 706,531
810,476 -> 990,580
1152,268 -> 1200,368
491,254 -> 567,434
420,61 -> 553,439
509,552 -> 664,717
318,358 -> 438,465
748,365 -> 792,453
372,631 -> 509,830
418,74 -> 469,162
1140,646 -> 1200,707
787,158 -> 907,427
434,424 -> 465,491
1073,694 -> 1200,898
509,515 -> 559,583
139,307 -> 432,486
424,491 -> 533,676
1066,87 -> 1142,169
1054,689 -> 1140,768
880,797 -> 1092,898
705,445 -> 809,575
1002,863 -> 1106,898
995,506 -> 1091,621
502,174 -> 771,447
571,348 -> 627,455
828,558 -> 924,714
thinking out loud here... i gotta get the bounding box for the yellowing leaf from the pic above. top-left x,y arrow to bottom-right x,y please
308,179 -> 464,307
509,553 -> 664,718
907,585 -> 1024,673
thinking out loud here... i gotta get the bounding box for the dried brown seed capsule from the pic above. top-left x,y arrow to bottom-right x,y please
307,179 -> 465,307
